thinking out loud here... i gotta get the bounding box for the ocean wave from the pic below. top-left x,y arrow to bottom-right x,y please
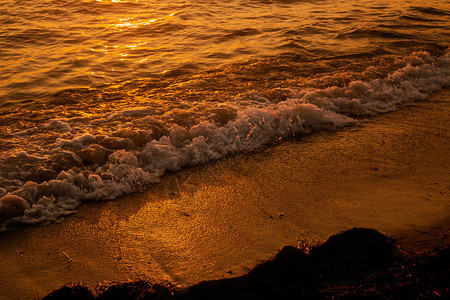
0,50 -> 449,231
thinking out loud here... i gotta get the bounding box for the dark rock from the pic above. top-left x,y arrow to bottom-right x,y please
97,280 -> 173,300
42,284 -> 95,300
245,245 -> 312,285
310,228 -> 398,271
43,228 -> 449,300
176,246 -> 315,300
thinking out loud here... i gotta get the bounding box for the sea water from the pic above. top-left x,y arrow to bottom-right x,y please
0,0 -> 449,230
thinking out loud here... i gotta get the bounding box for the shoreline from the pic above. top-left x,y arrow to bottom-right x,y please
0,90 -> 448,299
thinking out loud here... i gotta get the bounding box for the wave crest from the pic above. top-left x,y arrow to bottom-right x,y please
1,50 -> 449,231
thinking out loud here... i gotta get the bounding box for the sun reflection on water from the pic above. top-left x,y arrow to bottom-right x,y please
1,0 -> 448,101
109,12 -> 178,32
95,0 -> 131,3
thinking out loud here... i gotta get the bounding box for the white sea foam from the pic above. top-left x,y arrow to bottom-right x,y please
0,50 -> 449,231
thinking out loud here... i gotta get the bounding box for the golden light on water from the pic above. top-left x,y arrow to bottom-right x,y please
109,12 -> 177,31
95,0 -> 131,3
82,6 -> 181,76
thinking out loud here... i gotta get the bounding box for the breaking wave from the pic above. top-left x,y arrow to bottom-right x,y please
0,50 -> 449,231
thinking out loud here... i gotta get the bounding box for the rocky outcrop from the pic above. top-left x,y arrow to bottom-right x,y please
42,228 -> 449,300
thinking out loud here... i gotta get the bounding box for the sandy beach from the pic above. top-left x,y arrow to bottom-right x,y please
0,90 -> 449,300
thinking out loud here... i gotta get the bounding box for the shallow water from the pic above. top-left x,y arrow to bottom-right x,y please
0,0 -> 449,230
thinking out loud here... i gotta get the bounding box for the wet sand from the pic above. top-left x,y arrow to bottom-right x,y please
0,90 -> 449,300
